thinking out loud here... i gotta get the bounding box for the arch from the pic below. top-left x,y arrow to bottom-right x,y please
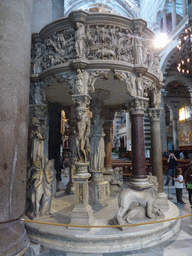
164,75 -> 192,103
164,100 -> 173,120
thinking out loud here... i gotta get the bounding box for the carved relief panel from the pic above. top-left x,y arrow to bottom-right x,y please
31,28 -> 75,74
85,25 -> 133,62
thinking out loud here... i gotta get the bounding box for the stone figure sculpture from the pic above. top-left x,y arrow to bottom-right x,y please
30,117 -> 46,170
30,167 -> 44,217
90,113 -> 105,172
75,108 -> 92,163
27,159 -> 56,217
32,43 -> 44,74
31,82 -> 46,105
110,167 -> 123,187
116,176 -> 163,228
75,22 -> 85,58
75,69 -> 84,93
151,89 -> 161,108
135,73 -> 143,96
41,159 -> 56,216
134,29 -> 143,64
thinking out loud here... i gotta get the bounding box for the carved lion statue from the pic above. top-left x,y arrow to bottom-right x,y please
116,176 -> 163,227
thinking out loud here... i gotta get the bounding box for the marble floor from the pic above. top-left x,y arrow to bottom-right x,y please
26,175 -> 192,256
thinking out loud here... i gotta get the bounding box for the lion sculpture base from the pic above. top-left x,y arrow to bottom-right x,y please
116,176 -> 163,229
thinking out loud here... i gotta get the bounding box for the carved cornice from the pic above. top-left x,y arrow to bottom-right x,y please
148,108 -> 162,120
69,10 -> 89,24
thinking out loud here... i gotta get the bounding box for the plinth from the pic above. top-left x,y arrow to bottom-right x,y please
69,162 -> 94,229
89,171 -> 110,205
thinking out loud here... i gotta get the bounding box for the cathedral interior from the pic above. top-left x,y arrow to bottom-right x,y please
1,0 -> 192,255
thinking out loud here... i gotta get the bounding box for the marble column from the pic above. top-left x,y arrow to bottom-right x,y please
66,111 -> 76,195
171,0 -> 177,31
0,1 -> 32,255
149,108 -> 164,192
162,9 -> 167,33
104,121 -> 113,175
182,0 -> 187,17
160,89 -> 168,152
69,95 -> 94,228
128,97 -> 149,189
173,117 -> 179,150
149,108 -> 169,212
89,97 -> 110,205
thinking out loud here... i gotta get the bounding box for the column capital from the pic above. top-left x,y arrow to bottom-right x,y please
128,97 -> 148,115
148,107 -> 162,120
72,94 -> 91,108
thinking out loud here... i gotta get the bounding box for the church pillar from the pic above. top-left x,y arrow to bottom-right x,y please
173,117 -> 179,150
104,122 -> 113,173
149,108 -> 169,211
149,108 -> 164,192
182,0 -> 187,17
66,107 -> 76,195
0,0 -> 33,254
162,9 -> 167,33
69,94 -> 94,228
160,89 -> 168,152
171,0 -> 177,30
128,97 -> 149,189
89,94 -> 110,206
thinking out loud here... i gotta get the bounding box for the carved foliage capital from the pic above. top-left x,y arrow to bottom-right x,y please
128,97 -> 148,114
72,94 -> 91,108
148,108 -> 162,120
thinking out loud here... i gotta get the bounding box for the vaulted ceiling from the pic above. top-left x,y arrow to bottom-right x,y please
63,0 -> 140,18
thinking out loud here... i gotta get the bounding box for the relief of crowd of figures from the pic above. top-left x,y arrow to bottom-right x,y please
31,24 -> 162,81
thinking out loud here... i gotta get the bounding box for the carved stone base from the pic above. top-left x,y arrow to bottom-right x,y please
69,163 -> 94,230
65,181 -> 75,195
157,192 -> 169,213
103,168 -> 113,182
89,180 -> 110,205
128,177 -> 152,190
69,204 -> 94,230
0,219 -> 30,256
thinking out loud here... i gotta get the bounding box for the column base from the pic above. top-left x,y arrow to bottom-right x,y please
157,192 -> 169,213
103,168 -> 113,182
69,204 -> 94,230
65,181 -> 75,195
89,180 -> 110,205
128,177 -> 152,190
0,219 -> 30,256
